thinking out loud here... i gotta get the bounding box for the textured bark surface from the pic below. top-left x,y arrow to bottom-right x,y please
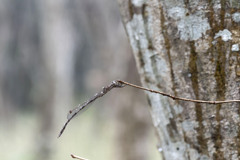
118,0 -> 240,160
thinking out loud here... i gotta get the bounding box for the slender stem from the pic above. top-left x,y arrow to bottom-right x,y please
58,80 -> 240,137
118,80 -> 240,104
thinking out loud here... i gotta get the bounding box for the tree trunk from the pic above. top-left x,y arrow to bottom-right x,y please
118,0 -> 240,160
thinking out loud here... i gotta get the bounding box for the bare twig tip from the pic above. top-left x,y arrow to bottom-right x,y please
71,154 -> 88,160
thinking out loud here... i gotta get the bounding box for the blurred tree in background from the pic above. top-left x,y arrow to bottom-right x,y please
0,0 -> 159,160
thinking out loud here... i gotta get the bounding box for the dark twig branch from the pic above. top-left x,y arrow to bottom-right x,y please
58,80 -> 240,137
118,80 -> 240,104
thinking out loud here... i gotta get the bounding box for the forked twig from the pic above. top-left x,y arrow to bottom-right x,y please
58,80 -> 240,137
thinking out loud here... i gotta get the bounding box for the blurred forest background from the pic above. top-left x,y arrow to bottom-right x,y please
0,0 -> 160,160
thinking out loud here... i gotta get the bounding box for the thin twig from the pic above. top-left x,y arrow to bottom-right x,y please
71,154 -> 88,160
118,80 -> 240,104
58,80 -> 240,137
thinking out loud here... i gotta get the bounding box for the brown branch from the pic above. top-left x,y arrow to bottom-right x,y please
118,80 -> 240,104
58,80 -> 240,137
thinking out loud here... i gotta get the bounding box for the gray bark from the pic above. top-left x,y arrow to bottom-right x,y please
113,58 -> 152,160
118,0 -> 240,160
